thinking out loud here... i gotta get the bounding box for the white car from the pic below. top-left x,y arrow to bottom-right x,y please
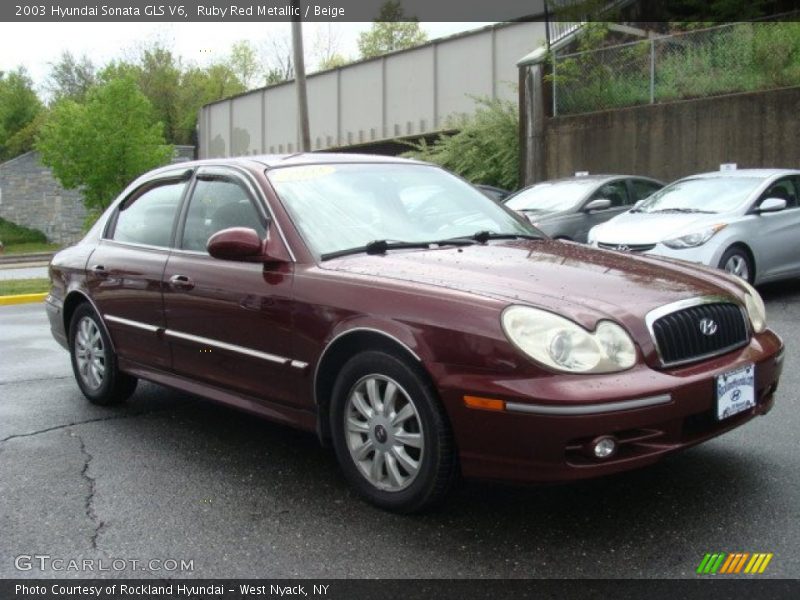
588,169 -> 800,284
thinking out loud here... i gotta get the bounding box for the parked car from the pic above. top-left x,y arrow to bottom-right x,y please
475,183 -> 511,203
47,155 -> 783,512
503,175 -> 663,242
588,169 -> 800,284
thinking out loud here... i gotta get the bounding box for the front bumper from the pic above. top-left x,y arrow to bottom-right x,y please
433,330 -> 783,484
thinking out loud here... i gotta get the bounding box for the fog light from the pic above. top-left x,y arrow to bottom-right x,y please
592,436 -> 617,459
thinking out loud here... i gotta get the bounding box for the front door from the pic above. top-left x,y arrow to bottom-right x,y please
162,167 -> 301,408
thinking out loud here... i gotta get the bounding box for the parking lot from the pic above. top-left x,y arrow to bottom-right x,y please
1,280 -> 798,579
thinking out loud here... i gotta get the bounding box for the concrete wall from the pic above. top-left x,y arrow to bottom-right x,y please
0,152 -> 86,245
539,86 -> 800,183
199,21 -> 547,158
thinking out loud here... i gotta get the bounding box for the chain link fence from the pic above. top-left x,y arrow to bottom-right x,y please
551,18 -> 800,116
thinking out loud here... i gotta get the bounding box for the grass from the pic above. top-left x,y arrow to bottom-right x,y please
0,277 -> 50,296
3,241 -> 61,255
555,22 -> 800,115
0,217 -> 60,255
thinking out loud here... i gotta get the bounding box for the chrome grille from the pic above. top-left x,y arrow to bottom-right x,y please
598,242 -> 656,253
650,301 -> 749,366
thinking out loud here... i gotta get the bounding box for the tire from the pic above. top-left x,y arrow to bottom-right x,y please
330,351 -> 457,513
69,304 -> 137,406
718,246 -> 754,284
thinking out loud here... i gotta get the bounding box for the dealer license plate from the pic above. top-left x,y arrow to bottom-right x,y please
716,364 -> 755,420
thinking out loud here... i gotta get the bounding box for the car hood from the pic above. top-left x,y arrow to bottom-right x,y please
321,240 -> 742,333
591,211 -> 727,244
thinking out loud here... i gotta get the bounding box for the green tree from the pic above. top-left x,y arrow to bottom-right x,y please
175,63 -> 246,144
47,51 -> 96,102
0,68 -> 42,161
37,76 -> 173,214
357,0 -> 427,59
137,45 -> 182,145
229,40 -> 262,89
403,98 -> 519,190
318,53 -> 349,70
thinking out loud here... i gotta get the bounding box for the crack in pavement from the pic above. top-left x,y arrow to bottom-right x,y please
71,427 -> 105,551
0,401 -> 197,444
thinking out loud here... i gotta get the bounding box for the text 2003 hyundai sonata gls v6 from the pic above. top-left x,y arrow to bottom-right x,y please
46,154 -> 784,512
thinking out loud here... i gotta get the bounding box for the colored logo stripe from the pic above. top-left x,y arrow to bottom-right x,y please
698,553 -> 773,574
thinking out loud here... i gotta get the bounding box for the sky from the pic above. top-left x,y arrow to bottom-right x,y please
0,21 -> 492,96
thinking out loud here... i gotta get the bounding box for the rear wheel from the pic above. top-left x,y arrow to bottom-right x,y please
69,304 -> 137,406
330,351 -> 457,513
719,246 -> 754,283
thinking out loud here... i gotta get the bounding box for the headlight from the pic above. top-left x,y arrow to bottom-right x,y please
662,224 -> 727,249
740,280 -> 767,333
501,306 -> 637,373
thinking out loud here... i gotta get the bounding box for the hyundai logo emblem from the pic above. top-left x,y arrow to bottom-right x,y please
699,317 -> 718,336
615,244 -> 631,252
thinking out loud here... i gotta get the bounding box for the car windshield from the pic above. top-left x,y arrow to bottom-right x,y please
635,176 -> 764,214
268,163 -> 539,257
504,180 -> 599,212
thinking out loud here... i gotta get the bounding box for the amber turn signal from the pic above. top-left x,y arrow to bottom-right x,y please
463,396 -> 506,412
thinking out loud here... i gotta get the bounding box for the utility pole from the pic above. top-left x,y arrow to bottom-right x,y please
291,0 -> 311,152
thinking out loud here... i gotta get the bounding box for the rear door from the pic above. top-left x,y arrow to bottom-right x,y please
87,171 -> 190,369
162,167 -> 301,408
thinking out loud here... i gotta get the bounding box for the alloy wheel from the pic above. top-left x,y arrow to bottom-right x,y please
74,316 -> 105,390
344,374 -> 424,492
724,254 -> 750,281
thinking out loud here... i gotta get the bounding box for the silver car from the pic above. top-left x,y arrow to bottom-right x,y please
503,175 -> 663,242
588,169 -> 800,284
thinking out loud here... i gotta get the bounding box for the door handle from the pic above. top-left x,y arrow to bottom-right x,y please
169,274 -> 195,290
91,264 -> 109,278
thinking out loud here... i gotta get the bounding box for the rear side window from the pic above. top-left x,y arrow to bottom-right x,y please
631,179 -> 663,202
180,178 -> 266,252
112,182 -> 186,247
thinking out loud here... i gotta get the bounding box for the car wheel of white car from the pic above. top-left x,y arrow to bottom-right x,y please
719,246 -> 754,284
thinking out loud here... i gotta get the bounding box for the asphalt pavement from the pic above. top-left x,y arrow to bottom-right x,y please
0,282 -> 798,579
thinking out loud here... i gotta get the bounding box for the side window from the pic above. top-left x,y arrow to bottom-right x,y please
630,179 -> 663,202
763,178 -> 797,208
112,181 -> 186,247
180,178 -> 267,252
591,181 -> 628,208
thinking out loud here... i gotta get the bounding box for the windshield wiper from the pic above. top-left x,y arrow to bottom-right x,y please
468,231 -> 544,243
320,238 -> 475,261
649,208 -> 716,214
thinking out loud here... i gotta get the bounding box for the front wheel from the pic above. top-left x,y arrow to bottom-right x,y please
330,351 -> 457,513
719,246 -> 754,283
69,304 -> 138,406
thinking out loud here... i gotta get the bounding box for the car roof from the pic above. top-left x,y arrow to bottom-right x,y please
161,153 -> 424,172
685,168 -> 800,179
530,174 -> 657,184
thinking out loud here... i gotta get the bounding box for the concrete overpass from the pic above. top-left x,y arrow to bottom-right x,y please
197,20 -> 547,158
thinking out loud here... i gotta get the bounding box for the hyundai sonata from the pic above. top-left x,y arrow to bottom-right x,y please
46,155 -> 784,512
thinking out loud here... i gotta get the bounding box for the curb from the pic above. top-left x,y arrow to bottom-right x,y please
0,252 -> 55,265
0,292 -> 48,306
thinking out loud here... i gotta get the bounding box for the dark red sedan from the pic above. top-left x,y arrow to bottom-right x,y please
46,154 -> 784,512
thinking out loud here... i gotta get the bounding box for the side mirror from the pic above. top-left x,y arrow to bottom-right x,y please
584,198 -> 612,212
757,197 -> 787,213
633,199 -> 645,209
207,227 -> 263,261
